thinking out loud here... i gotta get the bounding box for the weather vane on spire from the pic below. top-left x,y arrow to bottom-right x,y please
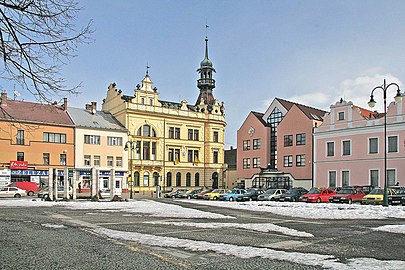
205,21 -> 209,39
146,63 -> 150,75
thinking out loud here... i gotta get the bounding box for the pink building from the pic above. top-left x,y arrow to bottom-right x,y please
237,98 -> 325,189
314,98 -> 405,188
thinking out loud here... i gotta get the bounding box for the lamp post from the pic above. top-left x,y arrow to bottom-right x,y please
368,79 -> 402,207
124,140 -> 135,199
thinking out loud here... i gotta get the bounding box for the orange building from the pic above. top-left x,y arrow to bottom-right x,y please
0,91 -> 74,186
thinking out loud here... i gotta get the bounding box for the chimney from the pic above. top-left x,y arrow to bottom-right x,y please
91,102 -> 97,114
63,98 -> 68,111
0,90 -> 7,106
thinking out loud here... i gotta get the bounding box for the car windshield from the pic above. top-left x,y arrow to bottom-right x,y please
370,189 -> 384,195
395,189 -> 405,195
264,189 -> 276,194
337,189 -> 354,194
211,189 -> 219,193
246,189 -> 256,194
227,189 -> 238,194
285,189 -> 298,195
308,189 -> 321,194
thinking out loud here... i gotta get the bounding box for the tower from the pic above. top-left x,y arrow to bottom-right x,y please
196,32 -> 216,106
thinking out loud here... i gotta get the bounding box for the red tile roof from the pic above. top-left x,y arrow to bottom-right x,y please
0,99 -> 74,126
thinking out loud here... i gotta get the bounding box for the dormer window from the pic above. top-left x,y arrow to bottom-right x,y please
338,112 -> 345,120
141,97 -> 145,105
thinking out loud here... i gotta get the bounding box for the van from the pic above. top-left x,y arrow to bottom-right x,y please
8,182 -> 39,196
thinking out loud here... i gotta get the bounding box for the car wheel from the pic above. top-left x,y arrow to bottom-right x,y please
229,197 -> 234,202
14,193 -> 21,198
187,195 -> 191,199
249,197 -> 253,201
348,199 -> 353,204
317,198 -> 321,203
43,194 -> 50,201
213,196 -> 218,200
27,191 -> 34,196
172,195 -> 175,199
270,197 -> 275,201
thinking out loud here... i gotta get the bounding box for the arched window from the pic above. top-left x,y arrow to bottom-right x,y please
195,173 -> 200,187
153,172 -> 159,186
143,172 -> 149,186
134,171 -> 140,187
176,172 -> 181,187
136,125 -> 157,137
186,173 -> 191,187
166,172 -> 172,187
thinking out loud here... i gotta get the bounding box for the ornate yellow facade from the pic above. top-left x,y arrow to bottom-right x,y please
102,37 -> 226,195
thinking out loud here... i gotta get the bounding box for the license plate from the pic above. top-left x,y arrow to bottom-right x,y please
334,198 -> 340,201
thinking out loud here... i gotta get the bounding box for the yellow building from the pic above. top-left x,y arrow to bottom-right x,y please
102,37 -> 226,195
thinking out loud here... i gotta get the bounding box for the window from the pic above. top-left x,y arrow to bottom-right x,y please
253,139 -> 261,150
17,130 -> 24,145
149,98 -> 153,106
283,156 -> 293,167
213,131 -> 219,143
387,169 -> 396,186
329,171 -> 337,187
338,112 -> 345,120
327,142 -> 335,157
186,173 -> 191,187
388,136 -> 398,153
284,135 -> 293,147
84,135 -> 100,145
369,138 -> 378,154
188,150 -> 199,163
267,107 -> 284,127
169,127 -> 174,139
175,149 -> 180,163
43,132 -> 66,143
175,128 -> 180,139
107,137 -> 122,146
188,129 -> 193,140
135,141 -> 141,159
151,142 -> 156,160
153,172 -> 159,187
94,155 -> 100,166
296,133 -> 306,145
141,97 -> 145,104
166,172 -> 172,187
195,173 -> 200,186
143,172 -> 149,186
176,172 -> 181,186
168,148 -> 174,162
187,129 -> 199,141
116,157 -> 122,167
342,140 -> 351,156
60,154 -> 66,166
194,130 -> 199,141
143,125 -> 151,137
107,156 -> 113,167
243,140 -> 250,150
342,171 -> 350,187
84,155 -> 91,166
243,158 -> 250,169
296,155 -> 306,167
253,157 -> 260,168
370,170 -> 379,186
134,172 -> 140,187
143,141 -> 150,160
213,151 -> 218,164
43,153 -> 50,165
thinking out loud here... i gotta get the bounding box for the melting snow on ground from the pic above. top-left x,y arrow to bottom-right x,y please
373,224 -> 405,235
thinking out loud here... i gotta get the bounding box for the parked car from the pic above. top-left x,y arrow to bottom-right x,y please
361,188 -> 396,205
348,185 -> 376,195
277,187 -> 308,202
163,189 -> 188,198
8,181 -> 39,196
299,187 -> 336,203
38,186 -> 73,199
236,188 -> 265,201
329,188 -> 366,204
176,188 -> 202,199
388,188 -> 405,206
219,189 -> 247,201
257,188 -> 286,201
203,189 -> 227,200
0,187 -> 27,198
193,189 -> 213,199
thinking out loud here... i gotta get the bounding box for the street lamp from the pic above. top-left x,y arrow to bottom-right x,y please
124,140 -> 135,199
368,79 -> 402,207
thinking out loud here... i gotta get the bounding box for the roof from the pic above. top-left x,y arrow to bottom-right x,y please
353,105 -> 381,119
251,111 -> 270,127
0,99 -> 74,126
276,97 -> 326,121
67,107 -> 127,131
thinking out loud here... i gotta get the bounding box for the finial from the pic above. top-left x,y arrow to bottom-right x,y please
146,63 -> 150,75
205,23 -> 209,59
205,21 -> 209,40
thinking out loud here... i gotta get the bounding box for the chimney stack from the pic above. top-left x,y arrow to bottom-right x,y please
63,98 -> 68,111
0,90 -> 7,106
85,102 -> 97,114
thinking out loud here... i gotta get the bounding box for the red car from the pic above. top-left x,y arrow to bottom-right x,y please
329,188 -> 365,204
299,188 -> 336,203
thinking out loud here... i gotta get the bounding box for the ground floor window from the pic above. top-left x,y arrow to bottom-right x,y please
341,171 -> 350,187
143,172 -> 149,186
167,172 -> 172,187
328,171 -> 337,187
387,169 -> 396,186
186,173 -> 191,186
176,172 -> 181,186
195,173 -> 200,186
370,170 -> 379,186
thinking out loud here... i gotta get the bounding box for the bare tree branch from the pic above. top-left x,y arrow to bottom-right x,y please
0,0 -> 93,103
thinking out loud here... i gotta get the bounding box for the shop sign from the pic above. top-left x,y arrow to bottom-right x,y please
10,161 -> 28,170
11,170 -> 48,176
99,171 -> 125,176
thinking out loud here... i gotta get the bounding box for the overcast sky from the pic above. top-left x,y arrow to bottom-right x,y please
5,0 -> 405,148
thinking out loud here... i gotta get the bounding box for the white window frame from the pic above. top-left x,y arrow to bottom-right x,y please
341,140 -> 351,156
368,137 -> 379,155
369,168 -> 380,187
341,170 -> 350,187
326,141 -> 335,157
387,135 -> 399,153
328,170 -> 337,187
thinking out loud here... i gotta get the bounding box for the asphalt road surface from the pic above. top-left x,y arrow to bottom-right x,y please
0,198 -> 404,270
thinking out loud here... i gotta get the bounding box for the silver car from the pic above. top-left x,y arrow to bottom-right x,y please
257,188 -> 287,201
0,187 -> 27,198
38,186 -> 73,199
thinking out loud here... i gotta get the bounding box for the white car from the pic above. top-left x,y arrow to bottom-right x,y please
0,187 -> 27,198
38,186 -> 73,199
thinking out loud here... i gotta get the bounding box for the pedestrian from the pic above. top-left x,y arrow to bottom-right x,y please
395,181 -> 400,186
78,182 -> 82,193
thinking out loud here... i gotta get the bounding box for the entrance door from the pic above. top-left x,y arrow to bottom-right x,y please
212,172 -> 218,189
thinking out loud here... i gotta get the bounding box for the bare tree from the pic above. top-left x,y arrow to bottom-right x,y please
0,0 -> 93,103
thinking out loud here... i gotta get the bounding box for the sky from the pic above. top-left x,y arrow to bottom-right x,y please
5,0 -> 405,148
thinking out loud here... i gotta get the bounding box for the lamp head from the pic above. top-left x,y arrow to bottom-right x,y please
394,89 -> 403,103
124,144 -> 128,151
368,95 -> 376,108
